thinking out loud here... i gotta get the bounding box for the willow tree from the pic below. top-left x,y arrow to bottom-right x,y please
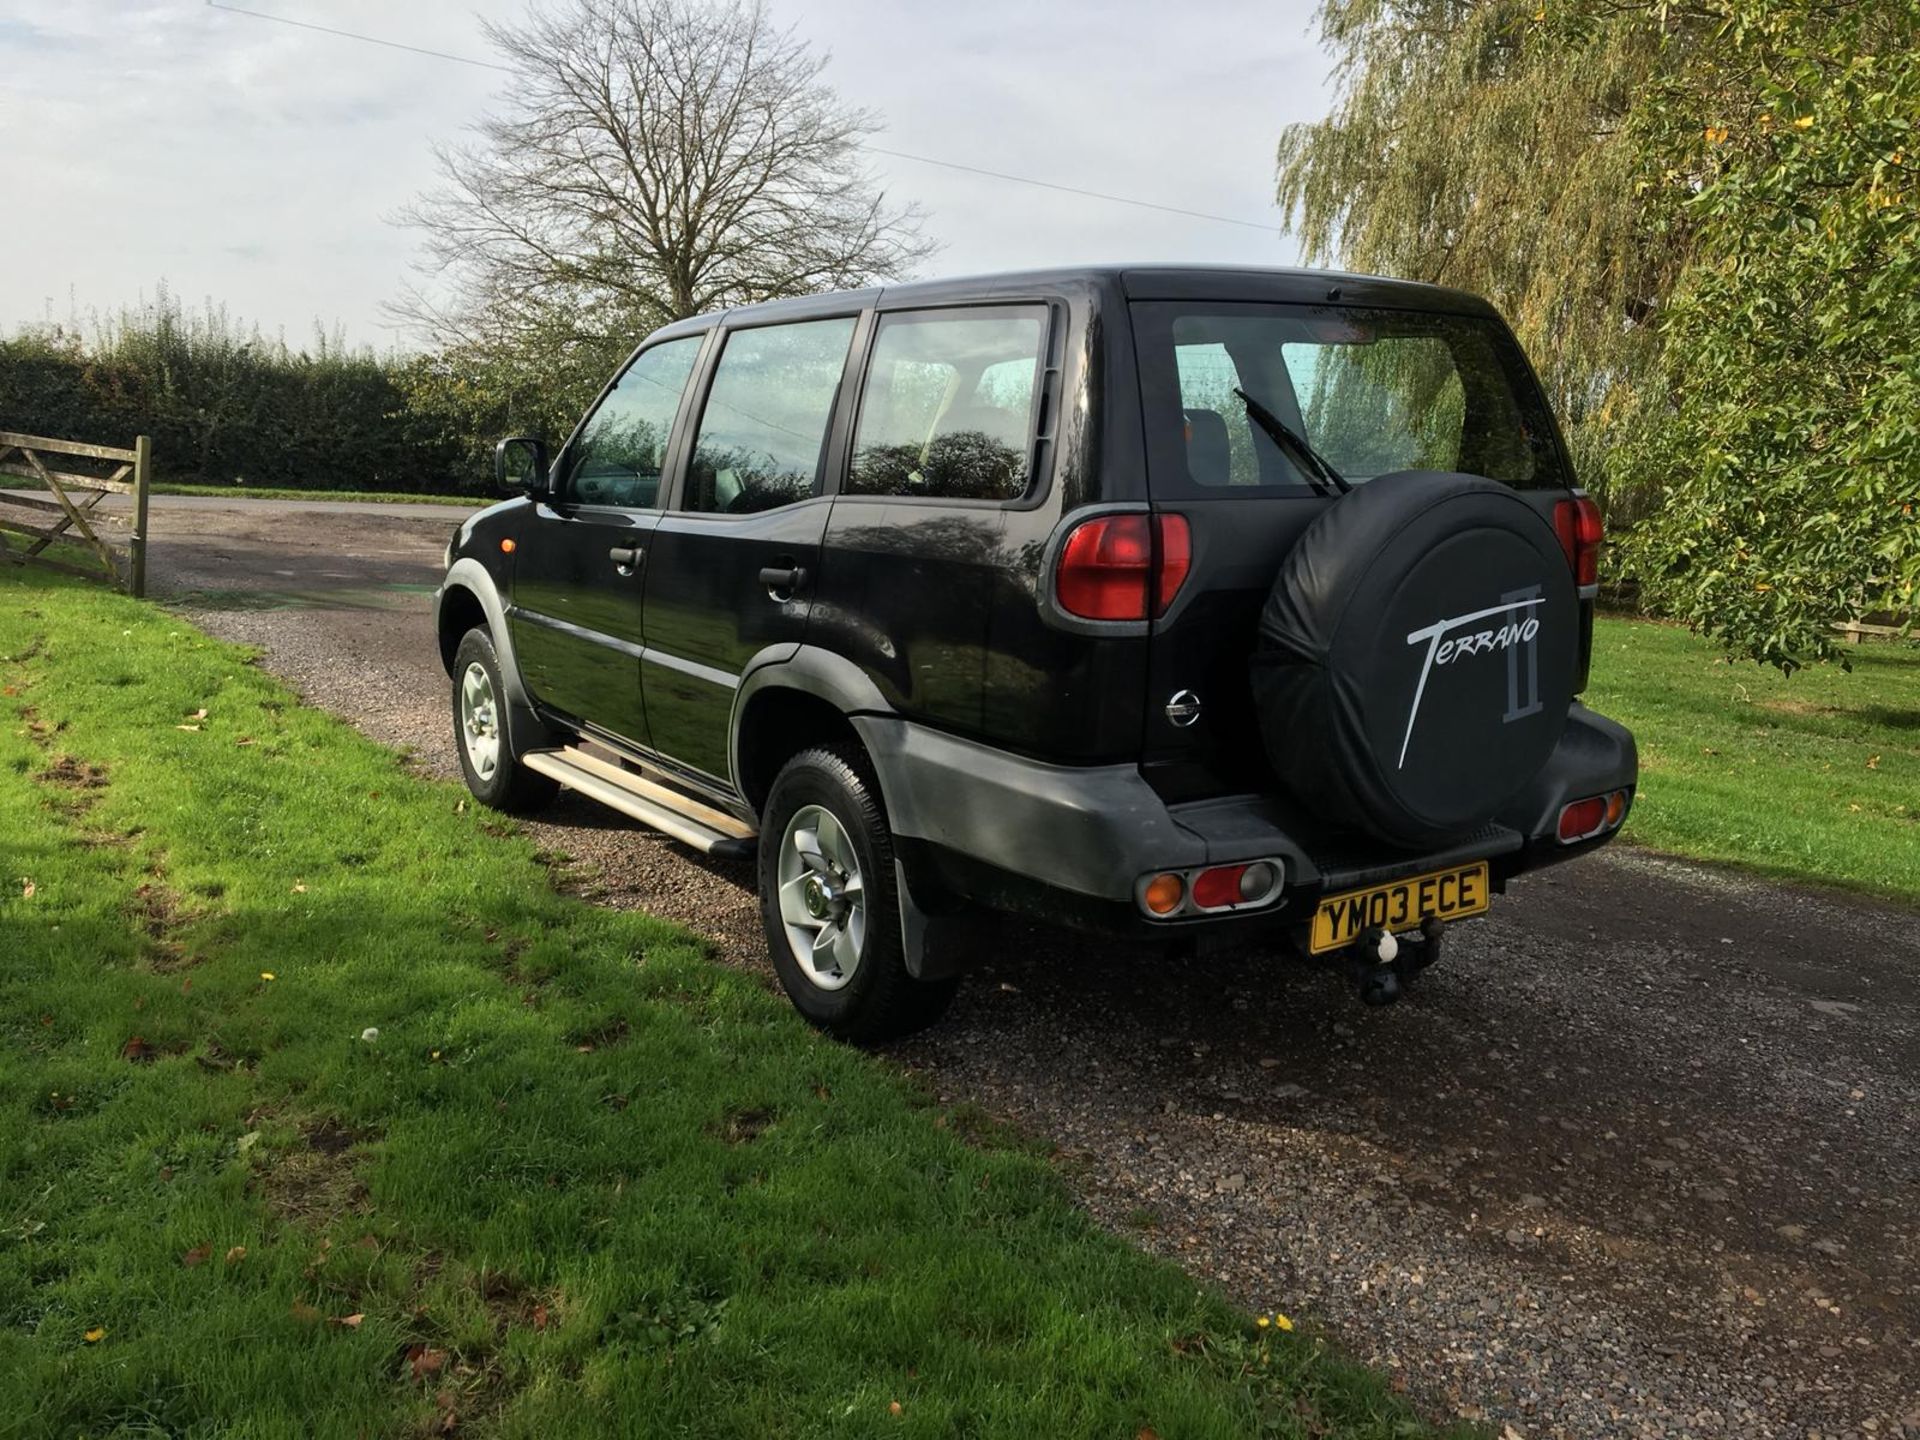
1275,1 -> 1696,515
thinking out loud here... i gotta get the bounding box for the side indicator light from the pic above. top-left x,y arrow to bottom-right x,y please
1142,873 -> 1185,916
500,538 -> 518,554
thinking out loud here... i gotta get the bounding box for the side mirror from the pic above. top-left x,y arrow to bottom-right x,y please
494,436 -> 549,496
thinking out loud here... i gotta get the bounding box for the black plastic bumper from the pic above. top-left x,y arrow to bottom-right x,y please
856,703 -> 1637,940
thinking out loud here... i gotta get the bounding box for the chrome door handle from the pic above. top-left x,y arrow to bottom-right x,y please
609,544 -> 643,571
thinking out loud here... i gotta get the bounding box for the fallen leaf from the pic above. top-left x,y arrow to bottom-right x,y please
329,1312 -> 365,1329
1138,1429 -> 1161,1440
530,1302 -> 550,1331
291,883 -> 307,894
235,736 -> 255,746
1867,754 -> 1880,770
407,1344 -> 448,1382
260,971 -> 276,981
224,1245 -> 247,1266
20,877 -> 34,899
175,724 -> 201,732
888,1401 -> 903,1416
182,1243 -> 213,1268
121,1036 -> 154,1064
189,709 -> 208,721
83,1327 -> 106,1344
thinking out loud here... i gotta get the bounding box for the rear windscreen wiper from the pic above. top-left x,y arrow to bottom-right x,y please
1233,387 -> 1352,496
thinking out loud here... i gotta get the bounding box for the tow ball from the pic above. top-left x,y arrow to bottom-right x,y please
1347,918 -> 1446,1006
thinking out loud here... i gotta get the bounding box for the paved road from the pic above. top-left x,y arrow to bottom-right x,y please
106,497 -> 1920,1439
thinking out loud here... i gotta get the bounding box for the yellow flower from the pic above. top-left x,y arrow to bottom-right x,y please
1275,1314 -> 1295,1332
260,972 -> 276,982
83,1327 -> 106,1343
1256,1316 -> 1271,1328
1794,115 -> 1815,129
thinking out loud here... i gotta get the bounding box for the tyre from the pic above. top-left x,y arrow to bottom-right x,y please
451,627 -> 560,814
758,745 -> 958,1043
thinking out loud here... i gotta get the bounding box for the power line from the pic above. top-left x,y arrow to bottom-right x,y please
202,0 -> 1279,233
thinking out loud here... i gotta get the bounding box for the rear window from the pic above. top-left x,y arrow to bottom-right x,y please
1132,302 -> 1570,495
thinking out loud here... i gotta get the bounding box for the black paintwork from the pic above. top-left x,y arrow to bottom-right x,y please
437,264 -> 1633,935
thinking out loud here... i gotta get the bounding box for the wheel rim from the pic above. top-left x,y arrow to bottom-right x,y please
460,661 -> 502,781
775,803 -> 867,992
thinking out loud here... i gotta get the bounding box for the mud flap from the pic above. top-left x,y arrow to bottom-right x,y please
895,858 -> 986,981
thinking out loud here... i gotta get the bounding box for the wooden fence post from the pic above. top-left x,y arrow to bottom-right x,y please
131,434 -> 152,599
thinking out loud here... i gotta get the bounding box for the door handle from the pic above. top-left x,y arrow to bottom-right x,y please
609,544 -> 644,571
758,563 -> 807,598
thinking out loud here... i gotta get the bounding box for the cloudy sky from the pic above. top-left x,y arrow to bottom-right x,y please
0,0 -> 1333,350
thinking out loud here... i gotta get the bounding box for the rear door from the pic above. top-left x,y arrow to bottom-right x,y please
638,312 -> 863,787
1129,298 -> 1576,803
508,333 -> 705,747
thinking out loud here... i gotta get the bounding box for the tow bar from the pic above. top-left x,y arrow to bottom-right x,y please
1347,917 -> 1446,1006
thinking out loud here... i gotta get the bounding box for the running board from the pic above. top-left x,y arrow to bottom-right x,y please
521,747 -> 757,860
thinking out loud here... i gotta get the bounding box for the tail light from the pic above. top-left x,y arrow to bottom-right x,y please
1055,513 -> 1191,621
1553,495 -> 1604,588
1558,789 -> 1630,844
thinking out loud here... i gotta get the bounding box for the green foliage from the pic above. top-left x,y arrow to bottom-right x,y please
0,287 -> 476,494
1616,1 -> 1920,668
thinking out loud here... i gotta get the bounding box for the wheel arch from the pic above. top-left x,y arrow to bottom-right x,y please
731,646 -> 893,816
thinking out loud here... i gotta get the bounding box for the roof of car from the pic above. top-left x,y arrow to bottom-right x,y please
651,264 -> 1503,339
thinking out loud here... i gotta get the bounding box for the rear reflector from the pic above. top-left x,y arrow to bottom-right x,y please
1553,495 -> 1604,588
1055,513 -> 1191,621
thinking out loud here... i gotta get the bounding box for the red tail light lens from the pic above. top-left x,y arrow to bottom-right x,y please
1557,796 -> 1608,842
1553,496 -> 1604,588
1190,864 -> 1250,910
1055,513 -> 1192,621
1154,514 -> 1191,616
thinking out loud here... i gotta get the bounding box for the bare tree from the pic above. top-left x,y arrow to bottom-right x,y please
391,0 -> 934,354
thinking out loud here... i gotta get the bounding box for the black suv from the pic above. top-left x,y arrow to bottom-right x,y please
435,266 -> 1636,1040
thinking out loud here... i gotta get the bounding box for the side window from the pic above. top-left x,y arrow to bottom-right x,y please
846,308 -> 1046,501
685,317 -> 856,515
565,336 -> 702,507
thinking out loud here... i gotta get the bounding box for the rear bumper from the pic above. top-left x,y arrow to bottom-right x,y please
855,703 -> 1636,938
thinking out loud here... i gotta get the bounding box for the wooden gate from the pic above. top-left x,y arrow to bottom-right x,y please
0,430 -> 153,597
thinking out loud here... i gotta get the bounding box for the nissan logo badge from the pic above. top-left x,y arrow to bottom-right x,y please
1165,690 -> 1202,728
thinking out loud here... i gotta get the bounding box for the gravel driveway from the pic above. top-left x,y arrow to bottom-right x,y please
92,494 -> 1919,1440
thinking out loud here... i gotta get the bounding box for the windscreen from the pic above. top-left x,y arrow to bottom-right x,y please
1132,302 -> 1571,495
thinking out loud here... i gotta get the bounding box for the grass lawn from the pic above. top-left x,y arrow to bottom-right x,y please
0,567 -> 1461,1438
1587,617 -> 1920,903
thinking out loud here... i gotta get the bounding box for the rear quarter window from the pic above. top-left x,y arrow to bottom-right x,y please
846,307 -> 1047,502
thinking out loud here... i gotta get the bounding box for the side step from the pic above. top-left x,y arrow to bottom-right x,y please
521,747 -> 757,860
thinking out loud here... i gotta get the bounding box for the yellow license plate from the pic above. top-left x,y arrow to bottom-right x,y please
1309,862 -> 1489,955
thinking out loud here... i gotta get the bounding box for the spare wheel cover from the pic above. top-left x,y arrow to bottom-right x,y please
1249,470 -> 1577,848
